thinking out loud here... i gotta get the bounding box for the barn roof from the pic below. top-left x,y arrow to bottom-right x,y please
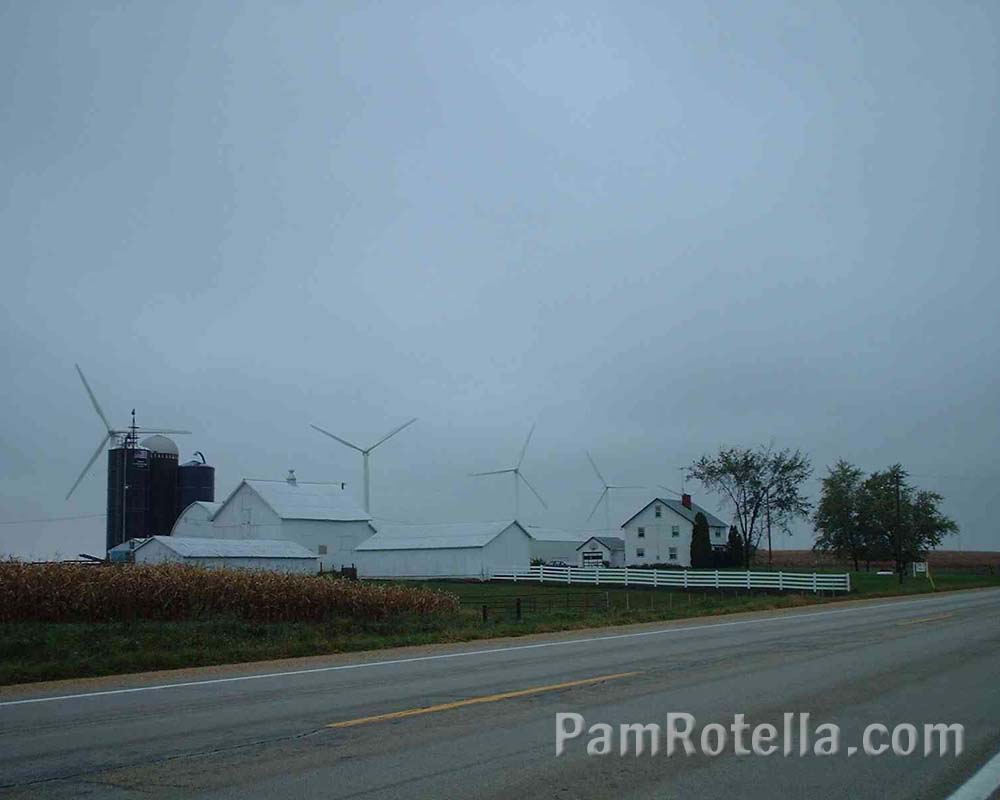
357,521 -> 527,551
235,479 -> 370,522
137,536 -> 317,559
620,497 -> 728,529
184,501 -> 222,519
524,526 -> 589,543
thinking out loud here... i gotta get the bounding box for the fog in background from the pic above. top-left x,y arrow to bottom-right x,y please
2,1 -> 998,558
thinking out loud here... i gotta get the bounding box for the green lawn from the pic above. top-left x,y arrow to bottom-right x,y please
3,571 -> 997,687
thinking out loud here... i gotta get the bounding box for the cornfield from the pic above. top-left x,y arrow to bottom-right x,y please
0,561 -> 460,623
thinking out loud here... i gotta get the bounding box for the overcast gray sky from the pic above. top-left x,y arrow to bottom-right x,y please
2,0 -> 998,558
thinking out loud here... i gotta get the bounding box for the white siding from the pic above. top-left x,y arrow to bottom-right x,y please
133,538 -> 317,574
622,503 -> 693,567
576,540 -> 625,568
170,503 -> 219,536
356,524 -> 532,578
183,484 -> 373,570
529,539 -> 584,563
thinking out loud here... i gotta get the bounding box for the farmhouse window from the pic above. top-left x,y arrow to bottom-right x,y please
671,525 -> 680,537
638,527 -> 645,538
669,547 -> 678,561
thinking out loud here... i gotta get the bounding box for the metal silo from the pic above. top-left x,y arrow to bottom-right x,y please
177,451 -> 215,516
141,435 -> 180,536
106,445 -> 151,551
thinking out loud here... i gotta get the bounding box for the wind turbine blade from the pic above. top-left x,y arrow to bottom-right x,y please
66,433 -> 111,500
586,488 -> 608,521
369,417 -> 417,451
75,364 -> 112,433
470,468 -> 515,477
310,424 -> 364,453
516,422 -> 536,468
657,484 -> 682,496
609,485 -> 645,490
586,450 -> 607,487
517,471 -> 548,509
134,428 -> 192,435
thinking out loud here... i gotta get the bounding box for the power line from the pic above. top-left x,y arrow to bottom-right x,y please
0,513 -> 106,526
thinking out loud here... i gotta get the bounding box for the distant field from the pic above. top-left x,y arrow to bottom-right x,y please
755,550 -> 1000,572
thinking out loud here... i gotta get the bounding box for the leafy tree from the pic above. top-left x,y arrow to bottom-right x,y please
860,465 -> 958,578
690,512 -> 713,568
688,445 -> 812,568
813,460 -> 867,570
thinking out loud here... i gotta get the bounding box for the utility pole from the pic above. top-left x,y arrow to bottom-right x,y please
894,470 -> 903,586
766,491 -> 773,571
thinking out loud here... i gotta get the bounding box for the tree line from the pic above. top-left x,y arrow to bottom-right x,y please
684,445 -> 958,577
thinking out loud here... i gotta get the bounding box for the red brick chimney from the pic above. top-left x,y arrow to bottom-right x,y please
681,493 -> 692,509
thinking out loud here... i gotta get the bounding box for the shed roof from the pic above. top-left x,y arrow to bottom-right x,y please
621,497 -> 729,530
137,536 -> 317,559
576,536 -> 625,552
232,479 -> 370,522
524,526 -> 589,543
357,521 -> 526,551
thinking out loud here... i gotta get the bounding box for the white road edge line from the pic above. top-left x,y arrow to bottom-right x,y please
0,591 -> 994,709
947,748 -> 1000,800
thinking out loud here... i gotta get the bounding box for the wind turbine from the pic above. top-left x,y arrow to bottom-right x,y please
470,423 -> 547,518
585,451 -> 643,535
310,417 -> 417,514
66,364 -> 191,499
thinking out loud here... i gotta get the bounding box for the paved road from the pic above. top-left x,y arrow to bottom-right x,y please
2,589 -> 999,799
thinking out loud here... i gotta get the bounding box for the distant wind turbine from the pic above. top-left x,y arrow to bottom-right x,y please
586,451 -> 643,535
470,423 -> 547,518
310,417 -> 417,514
67,364 -> 190,500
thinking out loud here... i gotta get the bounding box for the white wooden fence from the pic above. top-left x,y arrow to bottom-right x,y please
487,564 -> 851,593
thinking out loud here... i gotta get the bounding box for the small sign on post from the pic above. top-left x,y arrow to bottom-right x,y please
912,562 -> 928,577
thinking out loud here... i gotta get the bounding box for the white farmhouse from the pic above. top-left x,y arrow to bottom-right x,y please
576,536 -> 625,568
132,536 -> 319,574
620,494 -> 728,567
523,527 -> 588,564
355,521 -> 532,579
173,472 -> 373,571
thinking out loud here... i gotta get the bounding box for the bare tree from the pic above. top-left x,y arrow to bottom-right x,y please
688,445 -> 812,568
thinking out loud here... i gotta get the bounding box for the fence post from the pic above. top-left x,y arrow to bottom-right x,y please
715,570 -> 720,589
746,570 -> 751,589
846,572 -> 851,592
779,571 -> 784,591
624,567 -> 629,587
482,604 -> 488,623
684,570 -> 688,589
653,569 -> 659,588
513,570 -> 517,584
515,597 -> 522,621
539,566 -> 544,584
812,572 -> 818,593
566,567 -> 571,585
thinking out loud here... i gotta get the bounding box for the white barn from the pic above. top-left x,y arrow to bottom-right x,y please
576,536 -> 625,568
171,501 -> 221,535
524,527 -> 588,564
355,521 -> 532,578
132,536 -> 319,574
621,494 -> 729,567
175,473 -> 373,571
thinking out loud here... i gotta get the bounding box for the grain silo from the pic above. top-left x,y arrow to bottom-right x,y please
176,451 -> 215,515
141,435 -> 180,536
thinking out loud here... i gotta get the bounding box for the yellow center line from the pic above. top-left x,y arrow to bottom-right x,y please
898,613 -> 954,626
327,671 -> 641,729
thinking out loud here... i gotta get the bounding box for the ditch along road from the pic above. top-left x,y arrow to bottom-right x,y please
1,588 -> 999,800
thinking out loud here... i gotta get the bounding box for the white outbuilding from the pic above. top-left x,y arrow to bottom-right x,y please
523,527 -> 588,564
174,472 -> 373,571
576,536 -> 626,568
355,521 -> 532,578
132,536 -> 319,574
